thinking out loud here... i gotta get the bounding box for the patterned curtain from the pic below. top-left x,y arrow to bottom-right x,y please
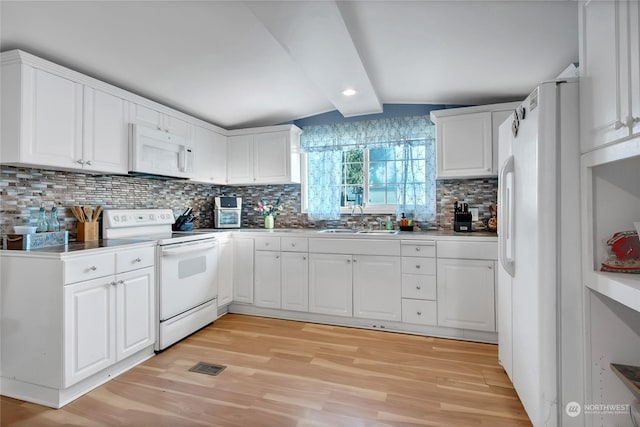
301,115 -> 436,221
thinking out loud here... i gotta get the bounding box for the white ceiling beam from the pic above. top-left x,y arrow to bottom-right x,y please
246,1 -> 382,118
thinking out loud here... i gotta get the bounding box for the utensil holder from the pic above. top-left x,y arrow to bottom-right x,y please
77,222 -> 98,242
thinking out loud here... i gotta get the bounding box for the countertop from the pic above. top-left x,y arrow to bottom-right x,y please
0,238 -> 156,258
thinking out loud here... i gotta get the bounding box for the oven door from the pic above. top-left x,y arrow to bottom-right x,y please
159,238 -> 218,321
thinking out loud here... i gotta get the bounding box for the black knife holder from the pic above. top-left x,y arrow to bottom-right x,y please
454,212 -> 473,232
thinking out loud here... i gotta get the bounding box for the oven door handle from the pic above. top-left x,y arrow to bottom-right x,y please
161,240 -> 217,256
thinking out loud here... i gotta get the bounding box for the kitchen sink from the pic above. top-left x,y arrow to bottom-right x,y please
358,230 -> 399,235
318,229 -> 359,234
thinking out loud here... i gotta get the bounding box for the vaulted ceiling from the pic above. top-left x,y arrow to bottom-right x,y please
0,1 -> 578,129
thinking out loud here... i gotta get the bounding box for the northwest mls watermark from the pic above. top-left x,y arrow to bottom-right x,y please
566,401 -> 631,417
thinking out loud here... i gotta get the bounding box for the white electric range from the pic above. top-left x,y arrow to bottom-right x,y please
103,209 -> 220,350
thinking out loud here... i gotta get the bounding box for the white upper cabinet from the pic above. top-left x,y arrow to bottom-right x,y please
83,87 -> 129,174
192,125 -> 227,184
227,125 -> 302,185
1,62 -> 83,170
580,0 -> 640,152
129,103 -> 192,140
431,102 -> 520,179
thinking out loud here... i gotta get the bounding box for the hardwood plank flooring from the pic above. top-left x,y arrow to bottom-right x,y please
1,314 -> 532,426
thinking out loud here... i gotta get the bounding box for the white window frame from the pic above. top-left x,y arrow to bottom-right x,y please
300,151 -> 397,216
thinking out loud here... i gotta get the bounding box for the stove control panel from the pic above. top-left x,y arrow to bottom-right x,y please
103,209 -> 175,228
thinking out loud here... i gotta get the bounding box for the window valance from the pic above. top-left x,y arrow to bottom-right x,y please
300,115 -> 435,152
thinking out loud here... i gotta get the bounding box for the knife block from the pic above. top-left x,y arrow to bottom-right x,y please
77,222 -> 99,242
454,212 -> 473,232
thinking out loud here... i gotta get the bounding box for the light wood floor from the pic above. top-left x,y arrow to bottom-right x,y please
1,314 -> 532,426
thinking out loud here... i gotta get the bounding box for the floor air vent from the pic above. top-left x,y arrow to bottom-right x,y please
189,362 -> 226,376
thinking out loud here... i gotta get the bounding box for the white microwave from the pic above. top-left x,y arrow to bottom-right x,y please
129,124 -> 194,179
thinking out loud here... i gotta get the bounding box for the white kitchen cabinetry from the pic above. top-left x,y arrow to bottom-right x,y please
233,236 -> 254,304
192,125 -> 227,184
281,237 -> 309,312
352,255 -> 401,322
129,103 -> 192,139
580,0 -> 640,153
0,242 -> 156,408
309,253 -> 353,317
83,87 -> 129,174
430,102 -> 520,179
401,241 -> 438,326
254,249 -> 282,309
437,258 -> 495,332
217,235 -> 234,307
226,125 -> 302,185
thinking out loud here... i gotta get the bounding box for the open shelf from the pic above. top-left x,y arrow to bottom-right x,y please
610,363 -> 640,400
585,271 -> 640,313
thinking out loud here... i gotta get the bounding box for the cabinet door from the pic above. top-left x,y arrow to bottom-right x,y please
227,135 -> 254,184
281,252 -> 309,312
64,276 -> 116,387
580,0 -> 635,152
130,103 -> 163,130
309,253 -> 352,317
192,125 -> 227,184
254,131 -> 290,184
116,267 -> 155,360
353,255 -> 401,321
436,258 -> 496,331
630,0 -> 640,138
25,67 -> 83,169
83,87 -> 129,174
163,114 -> 192,140
436,111 -> 492,178
217,237 -> 234,306
233,237 -> 254,303
254,251 -> 281,309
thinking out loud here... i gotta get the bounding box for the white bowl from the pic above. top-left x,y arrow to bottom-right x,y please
13,226 -> 38,234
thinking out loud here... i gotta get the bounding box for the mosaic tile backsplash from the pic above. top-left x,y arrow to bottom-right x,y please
0,166 -> 497,242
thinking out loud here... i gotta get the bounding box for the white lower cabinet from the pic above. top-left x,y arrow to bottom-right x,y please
254,250 -> 281,309
402,299 -> 437,326
64,266 -> 154,387
281,252 -> 309,312
217,236 -> 234,307
233,237 -> 254,304
309,253 -> 353,317
436,258 -> 496,332
352,255 -> 401,322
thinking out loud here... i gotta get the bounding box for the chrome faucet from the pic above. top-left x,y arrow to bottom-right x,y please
351,205 -> 365,229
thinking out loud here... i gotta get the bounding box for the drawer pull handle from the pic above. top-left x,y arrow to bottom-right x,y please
118,280 -> 124,285
416,285 -> 421,290
110,281 -> 117,286
303,256 -> 307,260
417,311 -> 422,316
347,259 -> 351,263
134,257 -> 142,263
265,242 -> 269,246
415,264 -> 421,269
292,243 -> 296,247
353,258 -> 357,263
89,266 -> 97,271
415,247 -> 420,252
276,255 -> 280,259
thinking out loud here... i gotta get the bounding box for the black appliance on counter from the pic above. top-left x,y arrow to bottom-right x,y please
454,201 -> 472,232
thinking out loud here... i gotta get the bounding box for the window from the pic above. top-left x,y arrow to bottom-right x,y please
300,115 -> 436,220
337,146 -> 427,211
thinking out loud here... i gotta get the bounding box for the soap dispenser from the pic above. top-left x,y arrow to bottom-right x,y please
48,206 -> 60,232
385,216 -> 393,230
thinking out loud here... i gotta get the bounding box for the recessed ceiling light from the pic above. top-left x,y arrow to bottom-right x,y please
342,88 -> 358,96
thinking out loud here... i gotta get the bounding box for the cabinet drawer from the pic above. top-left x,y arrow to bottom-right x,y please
281,237 -> 308,252
402,274 -> 436,300
437,241 -> 497,260
402,299 -> 437,326
254,236 -> 280,251
116,246 -> 155,273
65,252 -> 116,284
401,257 -> 436,275
401,242 -> 436,258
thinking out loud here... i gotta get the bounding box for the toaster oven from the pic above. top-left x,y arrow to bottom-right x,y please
214,196 -> 242,228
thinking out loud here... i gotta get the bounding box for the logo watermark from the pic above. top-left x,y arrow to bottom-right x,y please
565,401 -> 630,417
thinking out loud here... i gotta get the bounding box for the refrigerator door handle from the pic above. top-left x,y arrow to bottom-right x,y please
499,155 -> 515,277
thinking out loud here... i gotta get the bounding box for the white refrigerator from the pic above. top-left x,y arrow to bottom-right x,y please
497,80 -> 584,426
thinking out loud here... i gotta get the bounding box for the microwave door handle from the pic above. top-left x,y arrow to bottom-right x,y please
178,146 -> 186,172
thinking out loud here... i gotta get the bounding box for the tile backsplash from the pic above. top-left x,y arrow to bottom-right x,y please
0,166 -> 498,241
